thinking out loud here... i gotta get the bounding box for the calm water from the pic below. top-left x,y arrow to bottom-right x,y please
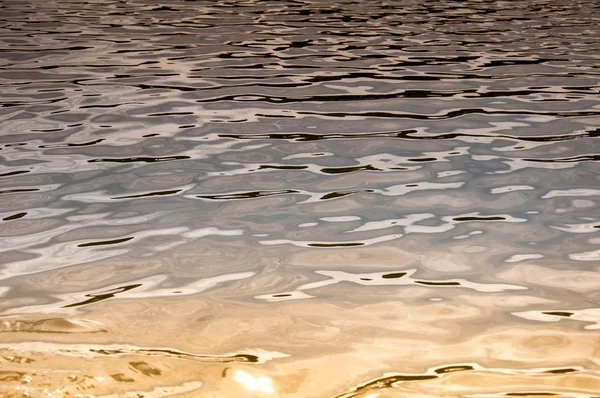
1,0 -> 600,396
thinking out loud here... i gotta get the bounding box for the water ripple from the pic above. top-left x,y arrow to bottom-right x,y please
1,0 -> 599,396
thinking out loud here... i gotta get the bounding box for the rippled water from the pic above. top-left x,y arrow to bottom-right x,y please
1,0 -> 600,396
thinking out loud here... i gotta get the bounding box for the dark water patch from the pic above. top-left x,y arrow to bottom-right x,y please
135,84 -> 197,92
197,189 -> 299,200
147,112 -> 195,117
415,281 -> 461,286
524,155 -> 600,163
319,191 -> 357,200
2,212 -> 27,221
63,284 -> 142,308
112,190 -> 181,200
39,138 -> 104,148
0,188 -> 39,195
407,157 -> 437,162
381,272 -> 406,279
434,365 -> 475,374
320,165 -> 382,174
88,156 -> 190,163
109,48 -> 177,55
453,216 -> 507,222
3,46 -> 93,52
113,73 -> 180,79
77,237 -> 134,248
79,104 -> 139,109
256,165 -> 308,171
543,368 -> 579,374
0,170 -> 30,178
257,112 -> 299,119
541,311 -> 573,317
30,128 -> 65,133
480,58 -> 562,67
307,242 -> 364,248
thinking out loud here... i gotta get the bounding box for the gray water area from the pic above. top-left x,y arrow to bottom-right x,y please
1,0 -> 600,396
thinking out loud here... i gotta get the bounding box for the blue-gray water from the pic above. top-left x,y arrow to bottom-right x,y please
1,0 -> 599,396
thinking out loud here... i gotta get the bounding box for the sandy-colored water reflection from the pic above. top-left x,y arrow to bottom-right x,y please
1,246 -> 599,397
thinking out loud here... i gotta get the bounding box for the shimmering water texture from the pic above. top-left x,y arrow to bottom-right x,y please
1,0 -> 600,396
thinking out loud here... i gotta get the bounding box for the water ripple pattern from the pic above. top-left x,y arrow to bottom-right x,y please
1,0 -> 599,272
1,0 -> 600,396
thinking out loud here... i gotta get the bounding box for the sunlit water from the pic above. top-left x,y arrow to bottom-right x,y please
1,0 -> 599,396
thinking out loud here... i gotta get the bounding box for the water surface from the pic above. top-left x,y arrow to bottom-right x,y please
1,0 -> 600,396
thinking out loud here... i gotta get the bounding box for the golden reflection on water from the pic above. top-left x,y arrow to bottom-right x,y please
1,246 -> 600,397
